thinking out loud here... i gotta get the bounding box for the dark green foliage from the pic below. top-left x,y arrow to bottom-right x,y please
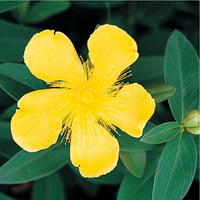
0,1 -> 199,200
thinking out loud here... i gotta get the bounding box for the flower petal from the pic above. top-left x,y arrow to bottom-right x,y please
102,83 -> 155,138
11,89 -> 71,152
88,24 -> 139,91
70,115 -> 119,178
24,30 -> 85,86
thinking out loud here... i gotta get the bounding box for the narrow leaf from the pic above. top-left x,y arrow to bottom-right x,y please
32,172 -> 65,200
77,1 -> 125,9
0,20 -> 39,62
141,122 -> 181,144
10,2 -> 30,23
153,132 -> 197,200
117,145 -> 163,200
25,1 -> 71,24
0,1 -> 27,13
0,103 -> 17,120
116,122 -> 156,151
146,83 -> 176,103
0,121 -> 21,159
0,192 -> 15,200
0,63 -> 47,101
72,168 -> 100,197
120,151 -> 146,178
164,30 -> 199,123
0,141 -> 70,184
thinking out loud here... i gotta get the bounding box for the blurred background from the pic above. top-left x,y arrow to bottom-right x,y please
0,1 -> 199,199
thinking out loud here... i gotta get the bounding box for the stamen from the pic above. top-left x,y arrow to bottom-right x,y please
96,116 -> 120,136
61,111 -> 74,143
80,55 -> 84,64
103,82 -> 123,96
117,67 -> 132,82
83,59 -> 94,80
61,123 -> 72,144
107,72 -> 132,96
47,80 -> 70,88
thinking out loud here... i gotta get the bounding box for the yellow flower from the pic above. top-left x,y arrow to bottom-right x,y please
11,24 -> 155,178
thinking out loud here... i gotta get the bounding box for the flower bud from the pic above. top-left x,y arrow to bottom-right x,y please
183,110 -> 200,134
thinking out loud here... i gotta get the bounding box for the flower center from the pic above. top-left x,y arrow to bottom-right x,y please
81,90 -> 94,104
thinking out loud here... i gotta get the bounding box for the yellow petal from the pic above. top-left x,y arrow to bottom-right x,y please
24,30 -> 85,86
70,115 -> 119,178
102,83 -> 155,138
11,89 -> 71,152
88,24 -> 139,92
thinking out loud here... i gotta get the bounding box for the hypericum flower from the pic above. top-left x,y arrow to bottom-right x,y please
11,24 -> 155,178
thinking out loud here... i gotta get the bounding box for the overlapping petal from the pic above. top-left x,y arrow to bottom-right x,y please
101,83 -> 155,138
70,115 -> 119,178
24,30 -> 85,86
11,89 -> 72,152
88,24 -> 139,92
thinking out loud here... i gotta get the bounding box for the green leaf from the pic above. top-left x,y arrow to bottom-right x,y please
127,56 -> 164,87
0,63 -> 47,101
117,145 -> 163,200
146,83 -> 176,103
0,20 -> 39,62
0,88 -> 15,108
194,136 -> 199,181
76,1 -> 125,9
73,170 -> 100,197
0,141 -> 70,184
194,136 -> 199,154
32,172 -> 65,200
137,28 -> 171,56
60,165 -> 100,197
25,1 -> 71,24
0,192 -> 15,200
141,122 -> 181,144
0,121 -> 21,159
116,122 -> 156,151
120,151 -> 146,178
0,121 -> 12,140
153,132 -> 197,200
0,1 -> 28,13
0,103 -> 17,120
137,1 -> 176,27
10,1 -> 30,23
164,30 -> 199,124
